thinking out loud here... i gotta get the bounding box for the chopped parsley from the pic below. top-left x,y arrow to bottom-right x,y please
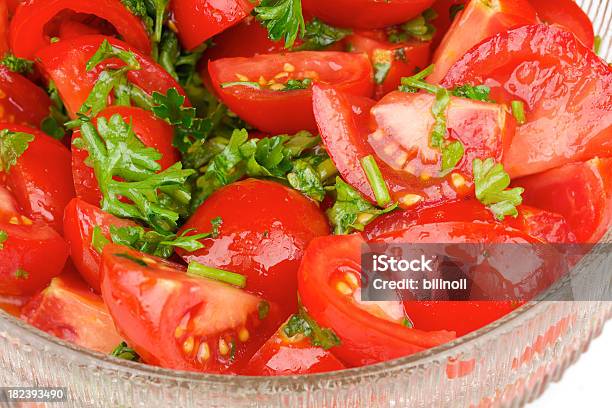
0,129 -> 34,172
360,155 -> 391,207
473,158 -> 524,220
255,0 -> 306,49
511,100 -> 526,125
0,53 -> 34,75
449,4 -> 465,21
295,18 -> 351,51
41,82 -> 69,140
14,269 -> 29,280
451,84 -> 493,102
283,78 -> 313,90
111,341 -> 141,361
387,9 -> 437,43
0,230 -> 7,250
258,301 -> 271,320
187,262 -> 247,288
283,308 -> 341,350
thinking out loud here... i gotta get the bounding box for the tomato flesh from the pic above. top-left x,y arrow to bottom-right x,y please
21,269 -> 123,353
442,24 -> 612,178
100,244 -> 279,373
530,0 -> 595,49
208,51 -> 374,134
0,66 -> 52,128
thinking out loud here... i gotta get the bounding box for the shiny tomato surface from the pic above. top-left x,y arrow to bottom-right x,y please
0,66 -> 51,127
530,0 -> 595,48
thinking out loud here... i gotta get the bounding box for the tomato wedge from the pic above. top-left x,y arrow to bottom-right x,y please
63,198 -> 137,292
171,0 -> 256,51
442,24 -> 612,178
0,0 -> 8,57
517,158 -> 612,243
245,318 -> 346,376
313,85 -> 514,209
530,0 -> 594,49
21,269 -> 122,353
208,52 -> 374,134
1,124 -> 75,232
9,0 -> 151,59
430,0 -> 466,48
178,179 -> 330,321
428,0 -> 537,83
36,35 -> 188,118
302,0 -> 436,29
345,29 -> 432,98
365,200 -> 577,244
0,66 -> 52,127
298,234 -> 455,367
71,106 -> 179,206
100,244 -> 280,373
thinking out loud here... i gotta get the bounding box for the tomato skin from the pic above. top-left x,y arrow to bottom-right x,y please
0,66 -> 52,127
517,158 -> 612,243
171,0 -> 256,51
302,0 -> 435,29
0,0 -> 8,57
71,106 -> 179,206
63,198 -> 136,292
100,244 -> 279,373
1,124 -> 75,232
245,319 -> 345,376
430,0 -> 466,48
208,51 -> 374,134
36,35 -> 189,118
365,200 -> 577,244
345,29 -> 432,98
298,234 -> 455,367
0,220 -> 69,296
21,270 -> 123,353
442,24 -> 612,178
178,179 -> 330,321
530,0 -> 594,49
9,0 -> 151,59
428,0 -> 537,83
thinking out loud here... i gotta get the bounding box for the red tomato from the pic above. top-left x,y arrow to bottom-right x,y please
517,158 -> 612,243
428,0 -> 537,83
302,0 -> 436,29
57,19 -> 110,41
298,234 -> 455,367
9,0 -> 151,59
430,0 -> 466,48
63,198 -> 136,291
345,29 -> 432,98
71,106 -> 179,206
0,66 -> 52,127
36,35 -> 188,118
0,294 -> 29,317
100,244 -> 280,373
530,0 -> 594,49
365,200 -> 577,244
21,269 -> 123,353
1,124 -> 75,232
313,85 -> 514,209
0,0 -> 8,57
178,179 -> 330,321
442,24 -> 612,178
208,52 -> 374,134
245,318 -> 345,375
171,0 -> 256,51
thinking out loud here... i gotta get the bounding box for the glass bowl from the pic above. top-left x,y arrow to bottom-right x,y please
1,2 -> 610,406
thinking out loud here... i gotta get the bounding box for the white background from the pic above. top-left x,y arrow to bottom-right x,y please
529,321 -> 611,407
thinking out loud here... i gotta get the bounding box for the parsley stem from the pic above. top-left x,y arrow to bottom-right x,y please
360,155 -> 391,207
220,81 -> 262,90
187,262 -> 247,288
511,100 -> 526,125
317,158 -> 338,181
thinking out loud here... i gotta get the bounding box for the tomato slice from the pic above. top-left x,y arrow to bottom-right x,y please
178,179 -> 330,321
63,198 -> 137,292
208,51 -> 374,134
9,0 -> 151,59
517,158 -> 612,243
442,24 -> 612,178
298,234 -> 455,367
313,85 -> 514,209
0,66 -> 52,128
171,0 -> 256,51
302,0 -> 436,29
365,200 -> 577,244
345,29 -> 432,98
430,0 -> 466,48
71,106 -> 179,206
428,0 -> 537,83
1,124 -> 75,232
100,244 -> 280,373
0,0 -> 8,57
21,269 -> 123,353
36,35 -> 188,118
245,317 -> 346,376
530,0 -> 594,49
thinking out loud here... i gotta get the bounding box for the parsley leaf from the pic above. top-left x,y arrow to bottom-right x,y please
14,269 -> 29,280
0,230 -> 7,249
451,84 -> 493,102
255,0 -> 306,49
295,18 -> 351,51
387,9 -> 437,43
0,129 -> 34,172
283,78 -> 313,91
287,159 -> 326,201
41,82 -> 69,140
111,341 -> 141,361
283,308 -> 341,350
0,53 -> 34,75
473,158 -> 524,220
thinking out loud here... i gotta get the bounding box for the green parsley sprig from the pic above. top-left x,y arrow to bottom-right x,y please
473,158 -> 524,220
0,53 -> 34,75
111,341 -> 141,361
283,308 -> 341,350
0,129 -> 34,172
255,0 -> 306,49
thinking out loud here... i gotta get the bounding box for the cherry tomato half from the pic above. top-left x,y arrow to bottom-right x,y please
0,66 -> 52,128
208,51 -> 374,134
9,0 -> 151,59
442,24 -> 612,178
530,0 -> 595,49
